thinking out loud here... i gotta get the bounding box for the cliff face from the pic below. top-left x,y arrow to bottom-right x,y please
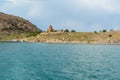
0,12 -> 41,34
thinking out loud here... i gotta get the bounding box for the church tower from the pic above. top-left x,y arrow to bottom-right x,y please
47,25 -> 54,32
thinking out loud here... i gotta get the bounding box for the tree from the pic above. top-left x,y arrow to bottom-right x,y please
94,31 -> 97,33
71,30 -> 76,32
61,29 -> 63,32
54,30 -> 57,32
102,29 -> 107,32
110,29 -> 113,32
64,29 -> 69,32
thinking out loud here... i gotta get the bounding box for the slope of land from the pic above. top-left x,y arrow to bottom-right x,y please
0,12 -> 120,44
0,12 -> 41,40
26,31 -> 120,44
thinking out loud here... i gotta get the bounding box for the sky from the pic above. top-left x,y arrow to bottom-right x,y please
0,0 -> 120,32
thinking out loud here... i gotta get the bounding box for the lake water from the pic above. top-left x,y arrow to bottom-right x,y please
0,42 -> 120,80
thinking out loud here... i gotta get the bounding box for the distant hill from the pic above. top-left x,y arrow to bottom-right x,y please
1,12 -> 120,44
0,12 -> 41,40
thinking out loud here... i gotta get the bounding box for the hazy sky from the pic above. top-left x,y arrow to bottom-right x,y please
0,0 -> 120,32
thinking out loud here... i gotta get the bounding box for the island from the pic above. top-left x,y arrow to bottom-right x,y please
0,12 -> 120,44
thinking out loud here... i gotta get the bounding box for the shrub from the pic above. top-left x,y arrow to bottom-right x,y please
102,29 -> 107,32
110,29 -> 113,32
61,29 -> 63,32
71,30 -> 76,32
109,34 -> 112,37
64,29 -> 69,32
26,32 -> 40,37
54,30 -> 57,32
94,31 -> 97,33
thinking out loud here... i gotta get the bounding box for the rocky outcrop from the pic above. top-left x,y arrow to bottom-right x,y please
0,12 -> 41,34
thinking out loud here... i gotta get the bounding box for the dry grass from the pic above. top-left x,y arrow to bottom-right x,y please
25,31 -> 120,44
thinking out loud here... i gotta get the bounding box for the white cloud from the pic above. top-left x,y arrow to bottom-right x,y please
0,0 -> 120,31
27,1 -> 45,18
1,0 -> 119,18
0,0 -> 50,18
71,0 -> 119,13
52,19 -> 87,31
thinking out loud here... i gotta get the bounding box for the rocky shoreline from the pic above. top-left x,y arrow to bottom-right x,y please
1,31 -> 120,45
1,38 -> 120,45
1,39 -> 119,45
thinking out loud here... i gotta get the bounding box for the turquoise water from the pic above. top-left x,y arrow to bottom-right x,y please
0,42 -> 120,80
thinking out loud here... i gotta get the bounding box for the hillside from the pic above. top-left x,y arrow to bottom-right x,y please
26,31 -> 120,44
0,12 -> 120,44
0,12 -> 41,40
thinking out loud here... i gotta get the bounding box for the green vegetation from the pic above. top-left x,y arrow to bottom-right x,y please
109,34 -> 112,37
26,32 -> 40,37
0,12 -> 41,41
25,30 -> 120,44
102,29 -> 107,32
94,31 -> 97,33
71,30 -> 76,32
26,32 -> 96,43
0,32 -> 26,40
1,12 -> 120,44
61,29 -> 63,32
110,29 -> 113,32
64,29 -> 69,32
